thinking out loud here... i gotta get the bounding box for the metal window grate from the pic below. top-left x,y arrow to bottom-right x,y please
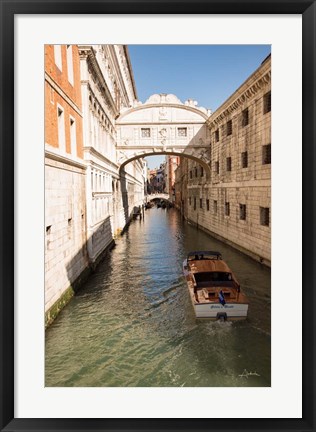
239,204 -> 246,220
260,207 -> 270,226
141,128 -> 151,138
262,144 -> 271,164
226,157 -> 232,171
226,120 -> 232,136
177,127 -> 187,137
241,151 -> 248,168
242,108 -> 249,126
263,91 -> 271,114
225,202 -> 230,216
215,129 -> 219,142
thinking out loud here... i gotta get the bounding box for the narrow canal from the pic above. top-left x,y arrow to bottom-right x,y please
45,207 -> 271,387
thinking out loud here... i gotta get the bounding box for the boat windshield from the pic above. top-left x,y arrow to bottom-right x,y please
187,251 -> 222,261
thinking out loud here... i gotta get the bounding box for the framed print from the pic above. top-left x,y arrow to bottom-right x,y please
1,1 -> 315,431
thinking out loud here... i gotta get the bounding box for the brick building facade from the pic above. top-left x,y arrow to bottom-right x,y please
45,45 -> 88,325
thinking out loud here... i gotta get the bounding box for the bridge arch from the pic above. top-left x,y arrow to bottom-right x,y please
116,93 -> 212,175
119,150 -> 211,178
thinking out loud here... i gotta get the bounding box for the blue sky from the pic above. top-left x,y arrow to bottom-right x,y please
128,45 -> 271,169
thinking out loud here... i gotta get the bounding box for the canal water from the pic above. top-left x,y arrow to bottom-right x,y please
45,207 -> 271,387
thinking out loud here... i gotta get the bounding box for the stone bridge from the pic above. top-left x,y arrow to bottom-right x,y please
146,193 -> 172,202
116,94 -> 212,176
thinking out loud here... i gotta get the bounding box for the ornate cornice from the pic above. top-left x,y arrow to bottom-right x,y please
84,146 -> 119,170
45,148 -> 86,171
123,45 -> 138,100
78,45 -> 119,119
117,103 -> 209,122
207,60 -> 271,129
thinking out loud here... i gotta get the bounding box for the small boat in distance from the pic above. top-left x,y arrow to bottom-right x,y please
183,251 -> 249,320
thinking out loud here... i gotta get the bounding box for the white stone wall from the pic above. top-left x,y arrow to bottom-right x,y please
79,45 -> 146,265
45,156 -> 88,312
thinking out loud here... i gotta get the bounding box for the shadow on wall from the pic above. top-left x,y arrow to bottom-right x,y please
65,215 -> 114,285
119,168 -> 130,226
45,215 -> 115,327
46,170 -> 141,327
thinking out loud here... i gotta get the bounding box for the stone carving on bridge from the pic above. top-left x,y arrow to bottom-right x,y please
116,93 -> 212,170
159,128 -> 167,138
198,148 -> 210,162
118,151 -> 128,164
145,93 -> 182,105
159,106 -> 168,120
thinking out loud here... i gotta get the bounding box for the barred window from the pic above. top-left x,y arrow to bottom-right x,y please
226,157 -> 232,172
226,120 -> 232,136
263,91 -> 271,114
242,108 -> 249,127
241,151 -> 248,168
262,144 -> 271,165
215,161 -> 219,174
215,129 -> 219,142
177,127 -> 187,137
206,199 -> 210,211
141,128 -> 151,138
260,207 -> 270,226
225,202 -> 230,216
239,204 -> 246,220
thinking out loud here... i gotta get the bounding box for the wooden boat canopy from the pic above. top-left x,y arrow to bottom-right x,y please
189,260 -> 232,275
185,251 -> 241,291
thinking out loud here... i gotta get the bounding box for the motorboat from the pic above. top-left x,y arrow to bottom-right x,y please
183,251 -> 249,320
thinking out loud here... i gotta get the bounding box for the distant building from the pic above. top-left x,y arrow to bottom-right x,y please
149,163 -> 166,193
165,155 -> 180,200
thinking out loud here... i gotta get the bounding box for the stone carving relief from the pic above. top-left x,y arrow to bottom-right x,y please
118,151 -> 127,164
159,128 -> 167,138
199,149 -> 210,162
159,106 -> 168,120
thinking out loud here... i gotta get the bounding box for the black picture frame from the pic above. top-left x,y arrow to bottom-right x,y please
1,1 -> 315,431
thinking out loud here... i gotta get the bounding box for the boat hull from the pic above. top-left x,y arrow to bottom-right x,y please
187,286 -> 248,319
193,300 -> 248,319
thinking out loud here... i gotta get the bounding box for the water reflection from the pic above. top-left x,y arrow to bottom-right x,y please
46,208 -> 270,387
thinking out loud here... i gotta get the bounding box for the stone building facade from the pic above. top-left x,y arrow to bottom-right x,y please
45,45 -> 146,326
175,55 -> 271,265
78,45 -> 145,266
